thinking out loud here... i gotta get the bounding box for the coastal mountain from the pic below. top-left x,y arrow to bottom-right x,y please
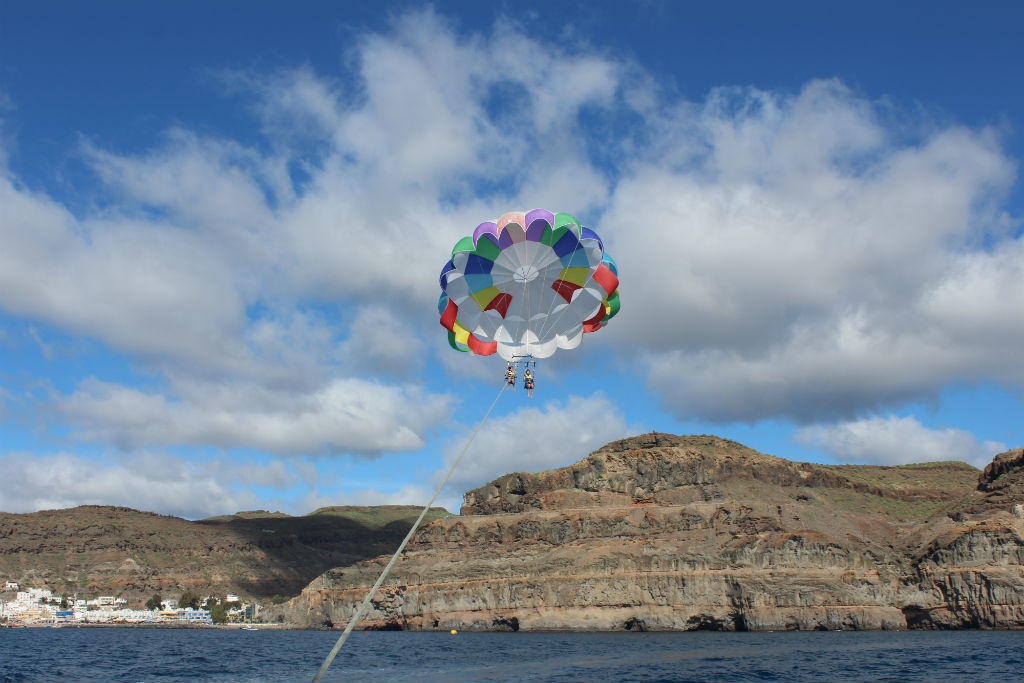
0,505 -> 450,602
272,433 -> 1024,630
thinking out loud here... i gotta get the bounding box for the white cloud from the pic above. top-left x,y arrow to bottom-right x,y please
921,238 -> 1024,352
0,451 -> 269,519
437,394 -> 630,504
211,458 -> 297,488
602,80 -> 1020,421
434,342 -> 500,382
0,448 -> 466,519
338,304 -> 425,376
0,10 -> 621,366
1,8 -> 1021,476
0,11 -> 631,471
795,415 -> 1005,468
1,8 -> 626,373
83,130 -> 282,234
55,376 -> 453,456
0,172 -> 256,376
643,311 -> 973,422
291,459 -> 322,489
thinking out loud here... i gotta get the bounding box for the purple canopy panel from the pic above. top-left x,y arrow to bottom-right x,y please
472,221 -> 499,247
525,208 -> 555,241
497,229 -> 515,249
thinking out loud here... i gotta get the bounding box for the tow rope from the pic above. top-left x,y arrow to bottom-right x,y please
312,378 -> 510,682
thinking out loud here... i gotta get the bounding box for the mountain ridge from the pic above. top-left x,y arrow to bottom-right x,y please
0,504 -> 450,602
271,433 -> 1024,631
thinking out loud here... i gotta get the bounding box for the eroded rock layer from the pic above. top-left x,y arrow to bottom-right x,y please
273,434 -> 1024,631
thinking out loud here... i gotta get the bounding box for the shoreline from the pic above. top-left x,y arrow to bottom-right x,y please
3,622 -> 296,629
8,622 -> 1023,632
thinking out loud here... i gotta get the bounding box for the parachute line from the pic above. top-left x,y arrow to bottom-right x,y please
533,228 -> 588,349
523,265 -> 532,357
311,379 -> 510,683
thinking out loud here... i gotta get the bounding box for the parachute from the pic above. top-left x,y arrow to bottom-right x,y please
438,209 -> 620,360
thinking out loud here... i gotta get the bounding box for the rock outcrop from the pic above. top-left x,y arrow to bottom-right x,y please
271,434 -> 1024,631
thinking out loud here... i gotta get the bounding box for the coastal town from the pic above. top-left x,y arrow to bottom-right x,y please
1,580 -> 264,627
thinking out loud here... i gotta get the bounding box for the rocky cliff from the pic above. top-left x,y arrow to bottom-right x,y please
272,434 -> 1024,631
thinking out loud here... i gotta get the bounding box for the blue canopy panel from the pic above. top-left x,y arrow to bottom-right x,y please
463,253 -> 495,275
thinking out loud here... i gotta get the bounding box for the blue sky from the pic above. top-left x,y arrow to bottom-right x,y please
2,1 -> 1023,518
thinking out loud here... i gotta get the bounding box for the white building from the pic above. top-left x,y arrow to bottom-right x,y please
4,581 -> 19,590
86,596 -> 127,610
183,609 -> 213,624
2,584 -> 221,625
76,608 -> 163,624
17,588 -> 53,603
1,589 -> 57,624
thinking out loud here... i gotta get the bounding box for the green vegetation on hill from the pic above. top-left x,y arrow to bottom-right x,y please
306,505 -> 452,529
200,506 -> 451,527
802,461 -> 980,522
818,461 -> 978,491
200,509 -> 295,522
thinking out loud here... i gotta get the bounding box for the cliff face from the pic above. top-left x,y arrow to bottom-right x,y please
272,434 -> 1024,631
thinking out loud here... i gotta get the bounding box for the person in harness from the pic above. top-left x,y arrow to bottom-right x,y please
524,368 -> 534,398
505,363 -> 517,390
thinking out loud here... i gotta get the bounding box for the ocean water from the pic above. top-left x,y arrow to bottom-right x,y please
1,628 -> 1022,683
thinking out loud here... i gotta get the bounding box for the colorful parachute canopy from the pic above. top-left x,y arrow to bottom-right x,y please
438,209 -> 620,360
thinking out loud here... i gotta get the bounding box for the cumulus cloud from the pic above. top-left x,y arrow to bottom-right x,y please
0,9 -> 634,464
0,8 -> 619,393
795,415 -> 1005,468
338,304 -> 426,376
0,171 -> 256,377
437,394 -> 630,503
603,80 -> 1020,421
55,376 -> 453,456
0,451 -> 271,519
1,8 -> 1021,474
0,449 -> 462,518
921,239 -> 1024,351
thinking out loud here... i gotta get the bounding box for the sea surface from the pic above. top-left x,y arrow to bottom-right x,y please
1,628 -> 1022,683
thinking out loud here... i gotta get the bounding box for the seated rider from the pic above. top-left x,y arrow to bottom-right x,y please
505,363 -> 517,388
524,368 -> 534,397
